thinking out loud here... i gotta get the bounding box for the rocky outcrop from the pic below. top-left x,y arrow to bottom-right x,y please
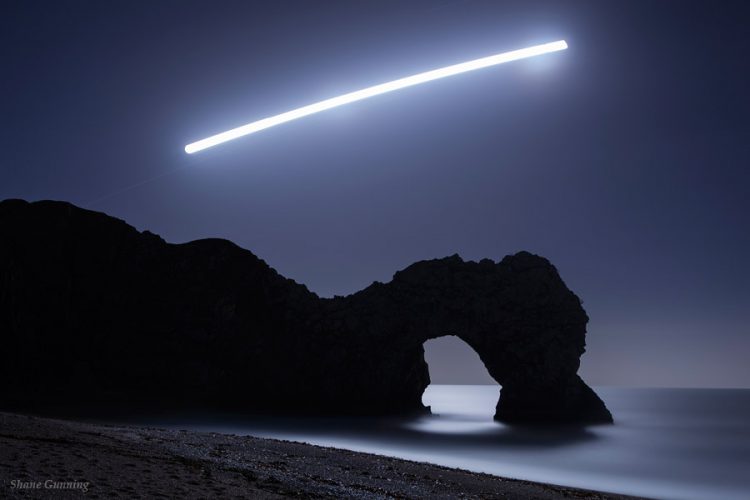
0,199 -> 612,424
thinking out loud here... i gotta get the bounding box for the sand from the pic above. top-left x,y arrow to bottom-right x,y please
0,412 -> 644,499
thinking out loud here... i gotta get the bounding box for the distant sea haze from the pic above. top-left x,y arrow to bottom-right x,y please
124,386 -> 750,500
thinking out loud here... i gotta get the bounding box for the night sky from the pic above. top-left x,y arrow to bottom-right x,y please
2,1 -> 748,387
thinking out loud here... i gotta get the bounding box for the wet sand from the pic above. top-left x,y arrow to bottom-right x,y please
0,412 -> 643,499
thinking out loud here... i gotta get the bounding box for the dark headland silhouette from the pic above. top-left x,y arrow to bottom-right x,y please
0,199 -> 612,424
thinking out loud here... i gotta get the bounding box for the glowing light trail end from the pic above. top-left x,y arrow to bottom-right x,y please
184,40 -> 567,154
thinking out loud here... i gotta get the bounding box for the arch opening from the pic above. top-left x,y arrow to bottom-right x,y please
421,335 -> 499,420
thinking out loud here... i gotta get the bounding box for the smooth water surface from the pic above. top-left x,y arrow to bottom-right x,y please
138,387 -> 750,500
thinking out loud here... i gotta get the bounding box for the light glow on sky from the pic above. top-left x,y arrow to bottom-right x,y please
184,40 -> 568,153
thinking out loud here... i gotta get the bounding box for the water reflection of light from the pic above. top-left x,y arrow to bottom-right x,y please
423,384 -> 500,418
405,415 -> 500,434
411,384 -> 502,433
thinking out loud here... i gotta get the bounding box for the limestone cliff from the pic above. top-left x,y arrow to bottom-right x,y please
0,199 -> 612,423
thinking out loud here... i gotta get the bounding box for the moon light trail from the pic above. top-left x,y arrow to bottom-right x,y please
184,40 -> 567,154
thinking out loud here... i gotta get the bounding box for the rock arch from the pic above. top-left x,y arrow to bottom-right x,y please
0,200 -> 612,424
331,252 -> 613,423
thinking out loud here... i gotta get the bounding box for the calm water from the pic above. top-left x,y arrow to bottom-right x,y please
142,387 -> 750,500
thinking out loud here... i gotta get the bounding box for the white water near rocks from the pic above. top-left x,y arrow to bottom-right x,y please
146,387 -> 750,500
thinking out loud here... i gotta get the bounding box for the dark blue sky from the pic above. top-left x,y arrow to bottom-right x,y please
2,0 -> 748,387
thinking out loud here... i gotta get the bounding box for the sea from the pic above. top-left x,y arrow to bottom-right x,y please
141,386 -> 750,500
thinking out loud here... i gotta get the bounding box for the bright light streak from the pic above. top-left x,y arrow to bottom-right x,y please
184,40 -> 567,154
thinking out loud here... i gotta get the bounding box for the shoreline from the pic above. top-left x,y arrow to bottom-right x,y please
1,412 -> 643,499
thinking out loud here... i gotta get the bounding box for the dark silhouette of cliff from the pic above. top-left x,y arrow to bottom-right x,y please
0,199 -> 612,424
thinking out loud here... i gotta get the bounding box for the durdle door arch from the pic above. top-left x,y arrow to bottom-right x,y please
0,200 -> 612,424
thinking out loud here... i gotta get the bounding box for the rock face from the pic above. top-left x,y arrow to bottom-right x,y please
0,199 -> 612,424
